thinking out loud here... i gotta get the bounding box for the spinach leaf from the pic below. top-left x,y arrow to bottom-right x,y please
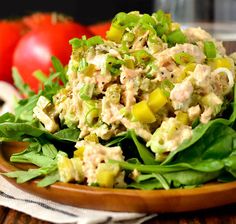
163,119 -> 236,165
129,170 -> 220,190
129,130 -> 156,165
129,179 -> 163,190
0,118 -> 80,143
172,124 -> 236,164
53,128 -> 80,142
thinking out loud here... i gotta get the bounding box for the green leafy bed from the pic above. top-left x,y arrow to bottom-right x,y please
0,55 -> 236,190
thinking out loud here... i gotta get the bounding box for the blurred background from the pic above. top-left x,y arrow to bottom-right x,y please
1,0 -> 236,40
1,0 -> 236,24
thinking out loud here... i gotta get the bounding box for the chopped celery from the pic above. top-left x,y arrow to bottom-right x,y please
105,84 -> 121,104
78,58 -> 88,72
79,83 -> 95,100
201,92 -> 223,115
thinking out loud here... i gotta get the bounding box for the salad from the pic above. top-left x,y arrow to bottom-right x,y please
1,10 -> 236,190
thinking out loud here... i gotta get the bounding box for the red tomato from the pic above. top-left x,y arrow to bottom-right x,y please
0,21 -> 25,83
13,22 -> 93,91
87,21 -> 111,39
23,12 -> 72,30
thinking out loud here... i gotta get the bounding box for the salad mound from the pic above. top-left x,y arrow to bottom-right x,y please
1,10 -> 236,190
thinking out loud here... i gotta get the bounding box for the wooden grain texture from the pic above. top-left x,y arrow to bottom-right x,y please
2,204 -> 236,224
1,207 -> 53,224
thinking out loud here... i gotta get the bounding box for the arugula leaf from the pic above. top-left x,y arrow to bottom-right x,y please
3,160 -> 57,184
10,151 -> 54,167
4,169 -> 43,184
41,142 -> 57,159
51,56 -> 67,85
15,95 -> 40,121
37,170 -> 59,187
12,67 -> 35,97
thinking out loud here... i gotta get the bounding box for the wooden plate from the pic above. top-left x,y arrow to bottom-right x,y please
1,142 -> 236,213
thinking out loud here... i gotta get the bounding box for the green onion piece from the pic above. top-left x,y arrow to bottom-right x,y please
69,36 -> 104,49
167,29 -> 187,46
204,41 -> 217,59
69,38 -> 84,48
172,52 -> 195,65
122,32 -> 135,42
160,79 -> 174,97
132,50 -> 153,67
79,83 -> 95,100
86,36 -> 104,46
152,10 -> 171,36
106,55 -> 123,75
112,12 -> 139,28
140,14 -> 156,26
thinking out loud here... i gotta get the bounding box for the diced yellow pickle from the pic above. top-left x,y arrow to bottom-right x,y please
74,146 -> 85,159
176,111 -> 189,125
171,22 -> 180,31
184,63 -> 196,73
106,25 -> 124,43
96,163 -> 120,188
84,133 -> 99,143
132,100 -> 156,123
209,58 -> 233,70
148,88 -> 168,113
175,63 -> 196,83
57,156 -> 74,183
96,170 -> 115,188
